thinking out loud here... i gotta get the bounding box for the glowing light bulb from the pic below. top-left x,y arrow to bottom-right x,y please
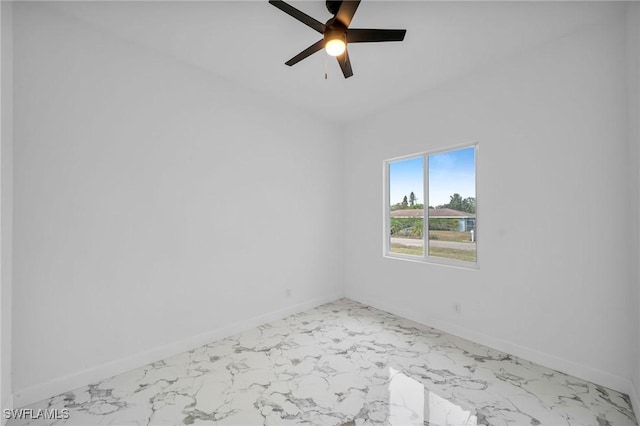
325,39 -> 346,56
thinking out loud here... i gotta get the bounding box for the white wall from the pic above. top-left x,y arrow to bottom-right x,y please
0,0 -> 14,420
12,3 -> 343,406
344,9 -> 634,393
628,1 -> 640,419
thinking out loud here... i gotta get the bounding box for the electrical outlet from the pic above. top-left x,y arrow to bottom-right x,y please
285,288 -> 292,297
453,302 -> 461,314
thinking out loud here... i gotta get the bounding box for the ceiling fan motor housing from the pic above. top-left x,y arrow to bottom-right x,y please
324,19 -> 347,47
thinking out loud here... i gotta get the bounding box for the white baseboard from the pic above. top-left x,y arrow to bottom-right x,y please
1,393 -> 13,426
630,379 -> 640,424
346,292 -> 631,395
14,293 -> 343,409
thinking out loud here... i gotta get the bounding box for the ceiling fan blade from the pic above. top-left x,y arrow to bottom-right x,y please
268,0 -> 325,34
337,48 -> 354,78
347,28 -> 407,43
285,39 -> 325,66
335,0 -> 361,28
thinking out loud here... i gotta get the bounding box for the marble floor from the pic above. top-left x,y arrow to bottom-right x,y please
8,299 -> 637,426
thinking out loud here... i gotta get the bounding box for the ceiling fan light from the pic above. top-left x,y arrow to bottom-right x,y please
325,38 -> 346,56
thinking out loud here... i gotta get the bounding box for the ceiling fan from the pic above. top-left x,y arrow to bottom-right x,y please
268,0 -> 406,78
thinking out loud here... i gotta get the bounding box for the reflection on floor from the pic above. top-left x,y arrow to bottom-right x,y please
8,299 -> 637,425
388,367 -> 478,425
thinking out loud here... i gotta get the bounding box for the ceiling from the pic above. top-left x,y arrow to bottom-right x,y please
49,1 -> 621,123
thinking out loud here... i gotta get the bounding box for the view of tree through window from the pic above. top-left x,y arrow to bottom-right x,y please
388,156 -> 424,256
428,147 -> 476,262
387,146 -> 477,264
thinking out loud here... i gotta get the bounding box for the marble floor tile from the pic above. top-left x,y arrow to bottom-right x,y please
7,299 -> 638,425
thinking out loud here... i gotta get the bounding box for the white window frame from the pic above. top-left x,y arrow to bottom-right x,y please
383,143 -> 479,269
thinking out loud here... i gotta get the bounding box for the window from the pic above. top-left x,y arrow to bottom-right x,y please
385,145 -> 477,266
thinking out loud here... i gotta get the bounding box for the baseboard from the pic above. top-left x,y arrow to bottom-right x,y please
346,292 -> 631,395
630,379 -> 640,424
13,293 -> 343,409
1,393 -> 13,426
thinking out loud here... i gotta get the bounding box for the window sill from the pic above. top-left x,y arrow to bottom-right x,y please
383,252 -> 480,270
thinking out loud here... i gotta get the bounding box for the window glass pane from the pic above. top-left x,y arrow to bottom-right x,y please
428,147 -> 476,262
389,157 -> 424,256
